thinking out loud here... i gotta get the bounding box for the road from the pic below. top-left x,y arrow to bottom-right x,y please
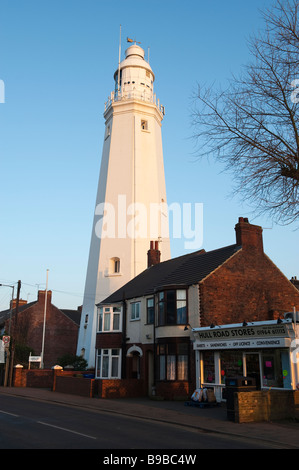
0,394 -> 280,451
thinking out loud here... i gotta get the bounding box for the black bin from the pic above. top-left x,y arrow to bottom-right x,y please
225,376 -> 256,422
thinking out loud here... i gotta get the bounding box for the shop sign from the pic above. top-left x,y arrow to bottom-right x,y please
194,337 -> 291,350
194,324 -> 290,342
193,323 -> 294,350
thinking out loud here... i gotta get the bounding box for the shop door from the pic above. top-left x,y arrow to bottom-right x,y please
244,353 -> 260,389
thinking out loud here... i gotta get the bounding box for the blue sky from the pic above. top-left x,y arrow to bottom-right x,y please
0,0 -> 298,311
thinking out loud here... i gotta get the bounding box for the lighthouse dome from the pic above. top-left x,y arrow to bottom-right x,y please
114,44 -> 154,81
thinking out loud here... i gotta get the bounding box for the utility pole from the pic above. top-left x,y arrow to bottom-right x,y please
8,280 -> 21,387
0,283 -> 15,387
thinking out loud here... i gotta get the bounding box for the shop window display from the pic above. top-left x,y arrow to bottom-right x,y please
202,351 -> 215,383
220,351 -> 243,384
262,349 -> 291,388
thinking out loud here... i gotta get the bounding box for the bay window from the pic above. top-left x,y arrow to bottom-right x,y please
96,348 -> 121,379
98,306 -> 122,332
158,289 -> 187,325
157,342 -> 189,381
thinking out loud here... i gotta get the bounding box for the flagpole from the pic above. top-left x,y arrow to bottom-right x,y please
118,25 -> 121,96
41,269 -> 49,369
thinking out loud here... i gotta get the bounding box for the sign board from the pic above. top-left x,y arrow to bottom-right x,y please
194,324 -> 289,342
2,336 -> 10,348
0,340 -> 5,363
194,337 -> 291,350
29,356 -> 41,362
193,322 -> 294,351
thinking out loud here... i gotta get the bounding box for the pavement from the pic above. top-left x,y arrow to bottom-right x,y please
1,386 -> 299,448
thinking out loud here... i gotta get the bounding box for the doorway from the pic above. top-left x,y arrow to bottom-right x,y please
244,353 -> 260,389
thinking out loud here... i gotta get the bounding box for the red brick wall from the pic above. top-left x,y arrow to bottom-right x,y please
199,246 -> 299,327
95,378 -> 146,398
7,291 -> 79,368
55,376 -> 95,397
96,333 -> 122,349
155,381 -> 191,400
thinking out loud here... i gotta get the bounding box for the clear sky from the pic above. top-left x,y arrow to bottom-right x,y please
0,0 -> 298,311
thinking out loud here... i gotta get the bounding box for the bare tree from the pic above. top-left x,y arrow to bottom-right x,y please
192,0 -> 299,225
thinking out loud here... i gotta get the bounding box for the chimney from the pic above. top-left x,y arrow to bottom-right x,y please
38,289 -> 52,304
147,241 -> 161,267
235,217 -> 263,252
10,298 -> 27,310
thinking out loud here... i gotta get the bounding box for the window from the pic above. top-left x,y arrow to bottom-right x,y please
96,348 -> 121,379
158,289 -> 187,326
147,298 -> 154,324
157,342 -> 189,381
141,119 -> 148,130
98,306 -> 122,332
202,351 -> 216,384
131,302 -> 140,321
114,258 -> 120,273
109,257 -> 120,275
261,349 -> 290,388
105,124 -> 111,139
220,351 -> 243,384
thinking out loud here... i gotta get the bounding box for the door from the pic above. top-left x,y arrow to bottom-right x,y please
244,353 -> 260,389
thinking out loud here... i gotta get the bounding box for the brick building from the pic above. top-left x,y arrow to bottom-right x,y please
0,290 -> 81,368
93,217 -> 299,400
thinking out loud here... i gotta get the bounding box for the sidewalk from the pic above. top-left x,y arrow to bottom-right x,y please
1,386 -> 299,448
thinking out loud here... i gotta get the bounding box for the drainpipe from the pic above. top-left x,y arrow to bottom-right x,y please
121,293 -> 127,379
152,290 -> 157,395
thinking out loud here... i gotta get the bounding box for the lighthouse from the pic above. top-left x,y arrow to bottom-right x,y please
76,41 -> 171,367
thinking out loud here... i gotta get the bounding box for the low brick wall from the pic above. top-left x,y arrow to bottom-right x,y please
155,381 -> 190,400
54,376 -> 95,398
95,379 -> 146,398
234,390 -> 299,423
13,367 -> 54,388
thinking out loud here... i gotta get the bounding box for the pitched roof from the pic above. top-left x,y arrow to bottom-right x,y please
100,244 -> 241,304
0,302 -> 81,327
60,309 -> 82,326
0,300 -> 37,325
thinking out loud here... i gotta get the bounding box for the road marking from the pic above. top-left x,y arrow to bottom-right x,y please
37,421 -> 97,440
0,410 -> 19,417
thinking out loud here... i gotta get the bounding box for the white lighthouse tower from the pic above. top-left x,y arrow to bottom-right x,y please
77,41 -> 171,368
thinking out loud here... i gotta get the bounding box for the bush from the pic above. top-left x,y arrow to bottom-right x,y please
56,354 -> 88,371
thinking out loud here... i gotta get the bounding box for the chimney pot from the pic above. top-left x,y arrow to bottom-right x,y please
235,217 -> 263,252
147,240 -> 161,268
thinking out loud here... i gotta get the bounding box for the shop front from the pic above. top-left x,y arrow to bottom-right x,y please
192,318 -> 298,402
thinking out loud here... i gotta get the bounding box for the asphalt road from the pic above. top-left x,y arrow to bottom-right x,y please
0,394 -> 279,451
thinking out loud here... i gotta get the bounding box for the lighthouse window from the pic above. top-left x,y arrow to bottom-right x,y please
105,124 -> 111,139
141,120 -> 148,130
109,257 -> 121,275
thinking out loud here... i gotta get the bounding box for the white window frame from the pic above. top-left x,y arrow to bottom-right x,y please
96,348 -> 122,379
130,302 -> 141,321
97,305 -> 122,332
